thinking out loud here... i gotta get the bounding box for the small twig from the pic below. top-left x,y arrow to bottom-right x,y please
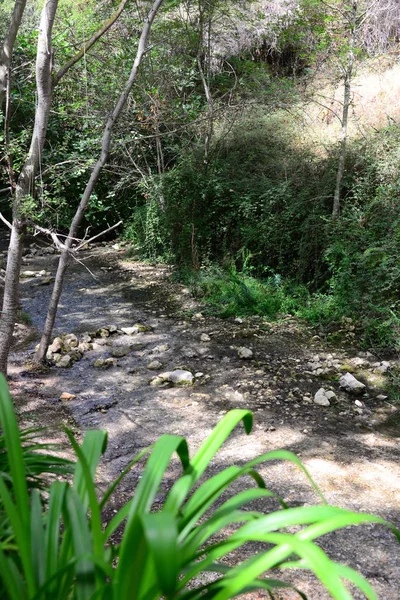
70,252 -> 99,280
0,212 -> 12,229
74,220 -> 123,251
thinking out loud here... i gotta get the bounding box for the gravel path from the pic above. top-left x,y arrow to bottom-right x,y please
2,233 -> 400,599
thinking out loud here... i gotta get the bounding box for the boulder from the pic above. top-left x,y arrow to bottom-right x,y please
339,372 -> 366,395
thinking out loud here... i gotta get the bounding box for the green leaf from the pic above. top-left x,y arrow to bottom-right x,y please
142,512 -> 179,597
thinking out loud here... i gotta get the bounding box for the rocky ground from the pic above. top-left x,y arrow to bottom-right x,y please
1,230 -> 400,599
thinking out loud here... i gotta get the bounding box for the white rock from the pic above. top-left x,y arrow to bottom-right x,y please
64,333 -> 78,347
375,361 -> 391,374
339,372 -> 366,395
349,357 -> 370,369
355,400 -> 363,407
195,372 -> 204,378
56,354 -> 71,368
49,337 -> 63,353
376,394 -> 388,401
325,390 -> 337,402
313,388 -> 331,407
168,370 -> 194,385
238,347 -> 253,359
20,270 -> 37,278
200,333 -> 211,342
121,326 -> 139,335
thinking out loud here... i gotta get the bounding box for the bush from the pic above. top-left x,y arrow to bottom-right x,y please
0,374 -> 398,599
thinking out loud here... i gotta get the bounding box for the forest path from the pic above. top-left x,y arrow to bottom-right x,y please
3,234 -> 400,600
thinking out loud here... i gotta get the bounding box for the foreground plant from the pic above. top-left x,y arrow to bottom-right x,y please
0,374 -> 398,599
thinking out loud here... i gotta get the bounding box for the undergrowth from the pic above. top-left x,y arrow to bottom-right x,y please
180,265 -> 400,353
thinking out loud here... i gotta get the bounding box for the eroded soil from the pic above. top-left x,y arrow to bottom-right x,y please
2,233 -> 400,599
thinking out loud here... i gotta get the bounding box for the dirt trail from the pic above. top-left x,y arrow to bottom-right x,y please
3,233 -> 400,599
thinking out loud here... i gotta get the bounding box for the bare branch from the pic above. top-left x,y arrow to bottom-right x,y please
74,220 -> 123,251
0,212 -> 12,229
28,222 -> 66,250
53,0 -> 129,86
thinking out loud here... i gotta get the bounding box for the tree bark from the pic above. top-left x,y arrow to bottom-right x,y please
332,1 -> 358,220
0,0 -> 58,376
35,0 -> 165,363
0,0 -> 27,110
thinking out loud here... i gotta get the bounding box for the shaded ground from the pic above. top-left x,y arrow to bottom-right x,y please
1,230 -> 400,599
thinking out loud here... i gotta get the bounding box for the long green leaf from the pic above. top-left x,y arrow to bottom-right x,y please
45,481 -> 67,583
66,429 -> 104,565
142,512 -> 179,597
31,489 -> 46,588
64,487 -> 96,600
116,434 -> 189,600
165,410 -> 252,513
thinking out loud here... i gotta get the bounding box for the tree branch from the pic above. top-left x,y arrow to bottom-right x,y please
0,212 -> 12,229
53,0 -> 130,86
0,0 -> 28,108
74,220 -> 123,251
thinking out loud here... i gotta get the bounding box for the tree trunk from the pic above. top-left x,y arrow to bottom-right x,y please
35,0 -> 165,363
332,1 -> 357,220
0,0 -> 58,375
0,0 -> 27,109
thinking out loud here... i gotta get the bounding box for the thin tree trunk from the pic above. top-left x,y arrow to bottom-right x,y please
35,0 -> 165,363
332,1 -> 357,220
0,0 -> 27,109
0,0 -> 58,375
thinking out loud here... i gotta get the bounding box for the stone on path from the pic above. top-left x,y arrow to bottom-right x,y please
60,392 -> 76,400
339,372 -> 366,395
93,357 -> 116,369
314,388 -> 332,406
237,347 -> 253,359
147,360 -> 163,370
111,346 -> 130,358
169,370 -> 194,385
200,333 -> 211,342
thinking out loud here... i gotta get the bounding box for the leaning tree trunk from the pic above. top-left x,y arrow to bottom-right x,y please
0,0 -> 58,375
332,1 -> 357,220
35,0 -> 165,363
0,0 -> 27,109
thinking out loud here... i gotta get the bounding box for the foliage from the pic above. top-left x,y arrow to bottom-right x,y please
1,374 -> 398,599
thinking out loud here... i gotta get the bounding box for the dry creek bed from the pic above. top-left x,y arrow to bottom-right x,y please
2,236 -> 400,600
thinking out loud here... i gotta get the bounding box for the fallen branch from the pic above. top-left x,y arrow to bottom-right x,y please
29,222 -> 66,251
74,220 -> 123,251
